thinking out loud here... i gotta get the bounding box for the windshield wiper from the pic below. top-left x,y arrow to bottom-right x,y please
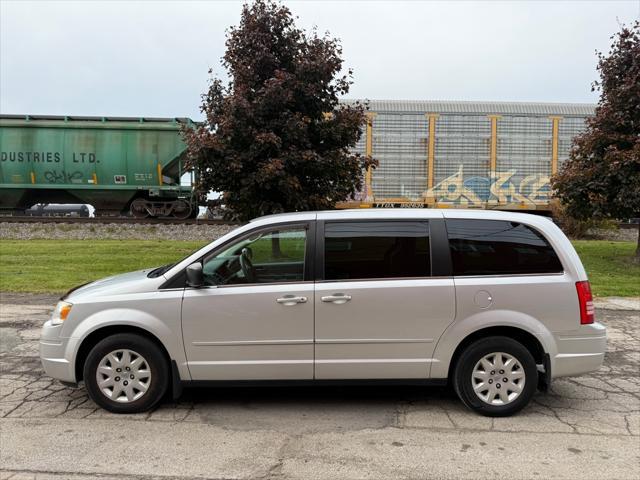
147,263 -> 175,278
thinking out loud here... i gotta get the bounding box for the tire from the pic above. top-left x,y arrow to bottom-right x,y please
453,336 -> 537,417
83,333 -> 169,414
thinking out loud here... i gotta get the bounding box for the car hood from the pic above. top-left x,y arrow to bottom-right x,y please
63,268 -> 161,301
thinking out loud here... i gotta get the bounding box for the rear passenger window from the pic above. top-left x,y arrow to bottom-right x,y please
446,219 -> 563,276
324,221 -> 430,280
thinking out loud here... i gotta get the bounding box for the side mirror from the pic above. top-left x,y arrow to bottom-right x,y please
186,263 -> 204,288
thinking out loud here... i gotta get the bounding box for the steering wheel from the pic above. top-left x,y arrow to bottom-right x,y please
239,248 -> 256,283
203,270 -> 226,286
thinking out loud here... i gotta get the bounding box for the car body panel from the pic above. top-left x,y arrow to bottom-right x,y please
39,209 -> 606,391
314,278 -> 455,379
181,283 -> 314,380
41,288 -> 187,383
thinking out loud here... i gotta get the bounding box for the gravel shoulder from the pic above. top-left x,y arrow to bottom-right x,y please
1,221 -> 637,242
0,221 -> 236,241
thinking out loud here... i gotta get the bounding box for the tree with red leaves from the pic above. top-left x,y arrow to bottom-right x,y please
552,22 -> 640,257
183,0 -> 374,221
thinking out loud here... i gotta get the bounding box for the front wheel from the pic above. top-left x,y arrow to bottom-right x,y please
83,333 -> 169,413
453,336 -> 537,417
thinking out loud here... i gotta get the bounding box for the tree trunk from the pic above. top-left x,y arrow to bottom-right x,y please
636,222 -> 640,259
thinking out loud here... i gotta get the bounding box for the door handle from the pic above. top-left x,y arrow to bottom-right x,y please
321,294 -> 352,305
276,295 -> 308,306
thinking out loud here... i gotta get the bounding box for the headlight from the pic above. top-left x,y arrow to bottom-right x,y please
51,301 -> 73,326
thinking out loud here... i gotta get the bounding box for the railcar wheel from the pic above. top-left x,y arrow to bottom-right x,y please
171,200 -> 192,220
130,198 -> 150,218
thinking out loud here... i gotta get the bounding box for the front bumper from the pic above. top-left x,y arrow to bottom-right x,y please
39,321 -> 76,383
552,322 -> 607,378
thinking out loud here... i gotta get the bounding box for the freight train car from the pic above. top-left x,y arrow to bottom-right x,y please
338,100 -> 595,211
0,115 -> 197,218
0,101 -> 595,218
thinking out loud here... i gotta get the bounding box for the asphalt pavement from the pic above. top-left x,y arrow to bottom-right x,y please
1,293 -> 638,480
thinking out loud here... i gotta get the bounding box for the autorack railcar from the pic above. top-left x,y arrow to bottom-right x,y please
338,100 -> 594,211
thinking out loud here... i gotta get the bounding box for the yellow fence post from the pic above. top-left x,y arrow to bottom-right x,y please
365,112 -> 376,201
549,116 -> 562,175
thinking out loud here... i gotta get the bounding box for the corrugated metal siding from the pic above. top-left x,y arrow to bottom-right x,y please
342,99 -> 596,116
497,116 -> 552,185
371,114 -> 427,199
433,115 -> 491,201
558,116 -> 588,165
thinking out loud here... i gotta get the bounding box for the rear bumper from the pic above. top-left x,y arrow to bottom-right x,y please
552,323 -> 606,378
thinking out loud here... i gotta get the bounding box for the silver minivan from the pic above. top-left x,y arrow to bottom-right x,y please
40,209 -> 606,416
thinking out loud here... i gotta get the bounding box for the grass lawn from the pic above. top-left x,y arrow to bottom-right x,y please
0,239 -> 638,297
0,240 -> 206,294
572,240 -> 639,297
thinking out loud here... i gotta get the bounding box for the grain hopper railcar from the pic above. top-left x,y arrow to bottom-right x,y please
0,115 -> 197,218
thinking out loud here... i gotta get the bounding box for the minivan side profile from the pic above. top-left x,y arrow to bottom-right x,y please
39,209 -> 606,416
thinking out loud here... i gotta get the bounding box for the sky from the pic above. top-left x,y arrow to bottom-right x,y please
1,0 -> 639,120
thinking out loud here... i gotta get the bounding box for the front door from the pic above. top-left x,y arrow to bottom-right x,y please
182,224 -> 314,380
314,220 -> 455,379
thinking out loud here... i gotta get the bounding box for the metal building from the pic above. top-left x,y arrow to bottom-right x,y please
340,100 -> 594,211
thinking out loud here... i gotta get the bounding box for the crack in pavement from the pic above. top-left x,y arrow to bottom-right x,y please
1,308 -> 639,437
1,299 -> 639,480
0,306 -> 640,436
0,469 -> 239,480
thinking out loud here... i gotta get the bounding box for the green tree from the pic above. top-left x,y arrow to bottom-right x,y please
552,22 -> 640,257
183,0 -> 374,221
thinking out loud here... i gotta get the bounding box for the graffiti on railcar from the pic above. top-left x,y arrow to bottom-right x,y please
424,167 -> 551,207
44,170 -> 84,184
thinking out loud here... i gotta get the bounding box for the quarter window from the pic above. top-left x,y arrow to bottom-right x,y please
324,221 -> 431,280
202,227 -> 307,286
446,219 -> 563,276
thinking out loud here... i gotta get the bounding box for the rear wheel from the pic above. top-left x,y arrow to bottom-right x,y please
83,333 -> 168,413
453,336 -> 537,417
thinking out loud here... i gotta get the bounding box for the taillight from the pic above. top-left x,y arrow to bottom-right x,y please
576,281 -> 594,324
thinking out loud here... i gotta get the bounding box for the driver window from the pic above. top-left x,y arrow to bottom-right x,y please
201,226 -> 307,286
